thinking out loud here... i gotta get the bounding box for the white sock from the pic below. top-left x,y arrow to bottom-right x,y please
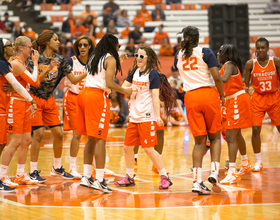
254,153 -> 261,161
0,164 -> 8,176
158,168 -> 167,177
70,156 -> 77,168
134,154 -> 138,159
126,168 -> 134,178
229,163 -> 236,172
241,154 -> 249,165
30,162 -> 38,173
193,167 -> 202,183
211,161 -> 220,173
95,169 -> 104,182
84,164 -> 92,178
16,164 -> 25,175
54,157 -> 61,169
241,154 -> 248,161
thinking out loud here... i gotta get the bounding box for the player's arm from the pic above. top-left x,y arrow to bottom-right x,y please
273,57 -> 280,78
39,56 -> 60,82
244,59 -> 253,93
221,62 -> 236,83
66,71 -> 87,85
105,56 -> 132,95
209,66 -> 225,105
152,88 -> 163,126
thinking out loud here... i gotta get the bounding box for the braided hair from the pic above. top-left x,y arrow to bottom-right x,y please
31,30 -> 54,52
219,44 -> 243,75
178,26 -> 199,59
159,73 -> 176,116
86,33 -> 121,76
130,45 -> 161,77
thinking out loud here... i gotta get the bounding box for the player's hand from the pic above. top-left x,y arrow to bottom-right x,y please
48,56 -> 60,71
119,52 -> 128,63
27,101 -> 37,118
157,117 -> 163,127
126,87 -> 133,96
31,49 -> 39,64
220,96 -> 226,106
1,83 -> 15,93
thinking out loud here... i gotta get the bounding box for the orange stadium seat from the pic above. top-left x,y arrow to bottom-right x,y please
40,4 -> 53,11
51,16 -> 64,23
161,4 -> 166,10
201,3 -> 213,10
70,0 -> 81,4
184,4 -> 196,10
170,4 -> 182,10
250,36 -> 258,43
61,4 -> 72,11
204,36 -> 209,44
14,21 -> 20,26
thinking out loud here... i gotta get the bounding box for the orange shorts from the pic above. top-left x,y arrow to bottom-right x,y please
7,98 -> 31,134
30,94 -> 61,127
0,116 -> 7,144
223,93 -> 252,129
76,87 -> 110,140
184,87 -> 222,137
251,91 -> 280,126
124,121 -> 158,148
63,90 -> 78,131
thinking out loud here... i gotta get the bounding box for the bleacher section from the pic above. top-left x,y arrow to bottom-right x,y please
1,0 -> 280,55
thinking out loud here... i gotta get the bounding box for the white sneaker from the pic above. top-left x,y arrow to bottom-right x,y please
14,173 -> 38,185
68,166 -> 82,180
92,179 -> 112,193
253,161 -> 264,172
208,171 -> 221,193
220,169 -> 241,184
0,175 -> 19,188
80,176 -> 94,187
192,181 -> 211,195
104,168 -> 115,176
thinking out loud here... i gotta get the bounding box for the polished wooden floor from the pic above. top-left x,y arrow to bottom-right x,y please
1,125 -> 280,220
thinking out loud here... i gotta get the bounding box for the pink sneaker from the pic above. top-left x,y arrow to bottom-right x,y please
159,175 -> 173,189
114,174 -> 135,187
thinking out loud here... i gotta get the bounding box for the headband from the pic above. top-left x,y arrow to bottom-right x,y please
2,39 -> 8,46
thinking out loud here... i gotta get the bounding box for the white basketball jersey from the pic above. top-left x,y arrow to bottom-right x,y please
129,69 -> 157,123
65,56 -> 86,94
177,46 -> 215,91
110,103 -> 120,113
85,53 -> 111,93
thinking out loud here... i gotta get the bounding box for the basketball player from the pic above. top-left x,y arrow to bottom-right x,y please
245,37 -> 280,172
218,44 -> 253,184
176,26 -> 225,195
28,30 -> 87,183
78,34 -> 133,193
114,45 -> 174,189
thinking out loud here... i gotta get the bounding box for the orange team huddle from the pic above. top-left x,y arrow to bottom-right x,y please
0,26 -> 279,194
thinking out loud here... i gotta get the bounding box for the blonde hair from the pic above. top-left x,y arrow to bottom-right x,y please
14,36 -> 30,54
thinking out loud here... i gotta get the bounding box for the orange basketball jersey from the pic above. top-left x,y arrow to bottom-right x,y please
251,56 -> 279,94
220,61 -> 245,97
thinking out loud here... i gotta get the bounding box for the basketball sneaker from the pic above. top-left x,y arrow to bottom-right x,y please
190,165 -> 193,172
253,161 -> 264,172
220,169 -> 241,184
14,173 -> 38,185
80,176 -> 94,187
0,180 -> 16,193
51,166 -> 74,179
114,174 -> 135,187
238,160 -> 253,175
29,170 -> 46,183
68,166 -> 82,180
192,181 -> 211,195
159,175 -> 172,189
0,175 -> 18,188
92,167 -> 115,176
208,171 -> 221,193
92,179 -> 112,193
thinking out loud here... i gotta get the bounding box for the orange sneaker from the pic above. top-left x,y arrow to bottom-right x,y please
220,169 -> 241,184
14,173 -> 38,185
238,160 -> 253,175
0,174 -> 19,188
253,161 -> 264,172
